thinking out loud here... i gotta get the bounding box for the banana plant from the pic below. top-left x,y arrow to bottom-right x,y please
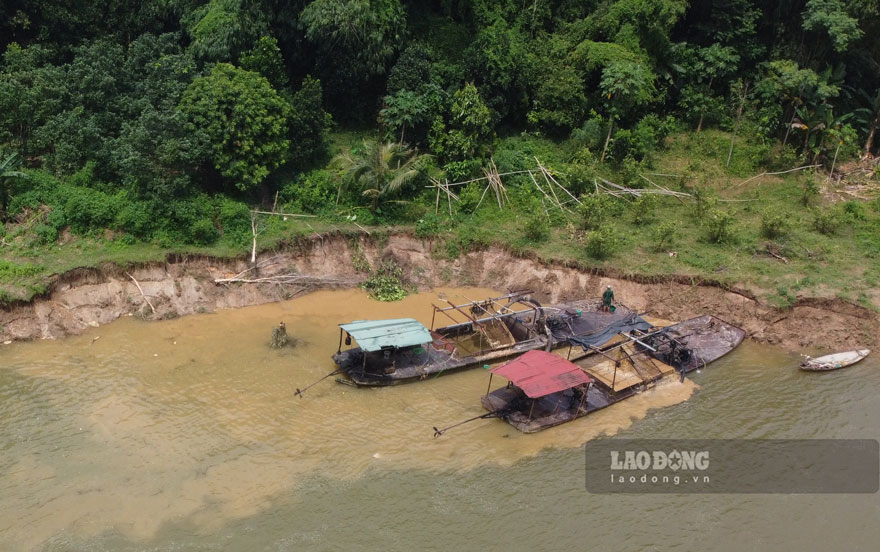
794,103 -> 852,162
846,87 -> 880,155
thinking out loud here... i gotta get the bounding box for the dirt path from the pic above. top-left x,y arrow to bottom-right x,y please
1,233 -> 876,353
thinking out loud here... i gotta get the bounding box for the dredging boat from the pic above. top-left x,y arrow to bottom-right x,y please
331,290 -> 646,387
571,314 -> 747,375
434,314 -> 745,434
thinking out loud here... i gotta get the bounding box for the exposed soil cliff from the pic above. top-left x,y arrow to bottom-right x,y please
1,233 -> 877,352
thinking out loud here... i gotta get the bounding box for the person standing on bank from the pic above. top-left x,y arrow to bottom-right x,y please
602,285 -> 614,313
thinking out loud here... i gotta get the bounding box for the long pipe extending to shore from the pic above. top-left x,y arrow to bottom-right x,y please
294,369 -> 343,398
433,409 -> 510,438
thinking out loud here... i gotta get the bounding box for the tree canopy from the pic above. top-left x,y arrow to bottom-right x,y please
179,63 -> 291,192
2,0 -> 880,241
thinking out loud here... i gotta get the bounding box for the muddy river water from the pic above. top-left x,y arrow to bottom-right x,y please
1,287 -> 879,551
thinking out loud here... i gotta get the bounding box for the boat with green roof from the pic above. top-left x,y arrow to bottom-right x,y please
331,290 -> 644,386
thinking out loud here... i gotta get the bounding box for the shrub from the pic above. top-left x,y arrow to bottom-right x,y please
415,213 -> 443,238
690,183 -> 717,220
6,170 -> 59,216
801,173 -> 820,206
812,209 -> 841,235
630,114 -> 676,159
705,209 -> 735,244
444,239 -> 461,259
189,218 -> 219,245
842,200 -> 867,221
564,150 -> 598,196
764,144 -> 801,172
652,220 -> 676,251
523,213 -> 550,243
571,115 -> 603,150
215,196 -> 251,246
760,207 -> 789,239
33,224 -> 58,244
361,261 -> 409,301
63,186 -> 121,235
608,129 -> 633,162
454,224 -> 486,252
578,193 -> 620,230
630,195 -> 656,225
443,160 -> 482,183
280,169 -> 336,214
584,226 -> 621,259
44,207 -> 66,232
458,183 -> 484,212
115,196 -> 157,239
621,156 -> 648,187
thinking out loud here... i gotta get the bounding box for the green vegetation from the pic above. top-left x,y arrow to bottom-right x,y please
361,261 -> 410,302
0,1 -> 878,308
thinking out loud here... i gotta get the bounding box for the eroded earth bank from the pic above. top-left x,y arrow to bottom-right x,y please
1,233 -> 876,352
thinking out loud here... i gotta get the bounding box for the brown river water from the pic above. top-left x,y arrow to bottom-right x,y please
1,287 -> 879,551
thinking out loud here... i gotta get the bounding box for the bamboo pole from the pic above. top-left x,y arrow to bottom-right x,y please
250,210 -> 317,217
126,272 -> 156,314
539,159 -> 582,206
734,164 -> 821,188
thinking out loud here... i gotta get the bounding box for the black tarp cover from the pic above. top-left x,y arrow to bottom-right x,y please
567,316 -> 654,351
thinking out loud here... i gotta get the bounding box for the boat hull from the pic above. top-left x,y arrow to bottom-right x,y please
800,349 -> 870,371
644,315 -> 746,373
334,338 -> 547,386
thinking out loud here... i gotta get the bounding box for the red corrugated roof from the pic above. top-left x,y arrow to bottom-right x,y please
491,350 -> 592,398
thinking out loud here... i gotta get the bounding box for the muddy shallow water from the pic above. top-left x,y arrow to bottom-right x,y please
1,288 -> 878,551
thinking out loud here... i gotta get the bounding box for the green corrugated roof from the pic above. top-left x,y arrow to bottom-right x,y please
340,318 -> 433,352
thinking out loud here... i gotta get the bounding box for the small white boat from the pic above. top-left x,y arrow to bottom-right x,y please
800,349 -> 870,371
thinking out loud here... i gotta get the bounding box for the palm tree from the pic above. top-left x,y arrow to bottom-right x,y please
332,141 -> 429,212
0,150 -> 28,221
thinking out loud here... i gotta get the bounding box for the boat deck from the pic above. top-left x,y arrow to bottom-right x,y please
577,344 -> 678,392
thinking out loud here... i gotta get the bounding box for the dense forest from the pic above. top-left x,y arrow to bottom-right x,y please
1,0 -> 879,252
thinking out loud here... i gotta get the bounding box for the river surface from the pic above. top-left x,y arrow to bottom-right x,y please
1,288 -> 878,551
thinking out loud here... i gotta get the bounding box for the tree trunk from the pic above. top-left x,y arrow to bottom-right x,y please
727,82 -> 749,168
864,116 -> 878,155
697,77 -> 713,133
600,119 -> 614,163
727,110 -> 743,169
830,141 -> 841,176
781,107 -> 796,149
